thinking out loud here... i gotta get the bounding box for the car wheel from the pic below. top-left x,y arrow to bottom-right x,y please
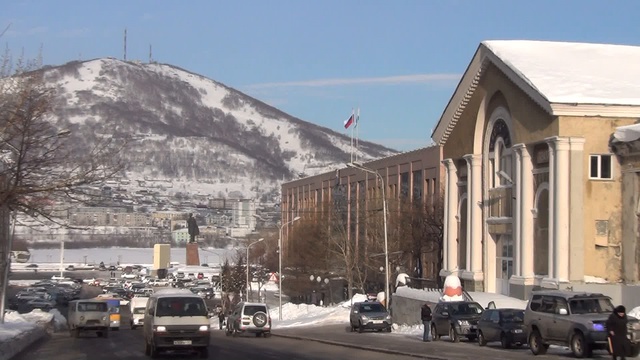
571,332 -> 592,358
449,325 -> 459,343
630,342 -> 640,357
501,333 -> 511,349
74,328 -> 80,338
103,329 -> 109,338
96,331 -> 103,338
199,347 -> 209,359
478,330 -> 487,346
253,312 -> 268,328
529,329 -> 547,355
431,324 -> 439,341
358,321 -> 364,333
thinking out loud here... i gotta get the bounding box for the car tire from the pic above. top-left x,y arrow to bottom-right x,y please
529,329 -> 547,355
358,321 -> 364,333
74,328 -> 80,338
96,331 -> 103,338
449,325 -> 459,343
571,332 -> 592,358
431,324 -> 439,341
103,329 -> 109,338
199,347 -> 209,359
478,330 -> 487,346
501,333 -> 511,349
253,312 -> 268,328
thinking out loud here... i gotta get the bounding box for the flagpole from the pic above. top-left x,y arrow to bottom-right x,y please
350,109 -> 354,163
355,108 -> 360,163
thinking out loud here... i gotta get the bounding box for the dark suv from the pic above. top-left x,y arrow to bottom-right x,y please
431,301 -> 484,342
524,290 -> 640,358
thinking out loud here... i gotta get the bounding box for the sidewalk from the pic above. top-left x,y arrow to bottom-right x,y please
272,324 -> 613,360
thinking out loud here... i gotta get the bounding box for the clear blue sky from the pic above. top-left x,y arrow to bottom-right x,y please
3,0 -> 640,151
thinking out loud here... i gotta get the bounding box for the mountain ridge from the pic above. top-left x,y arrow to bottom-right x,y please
38,57 -> 397,202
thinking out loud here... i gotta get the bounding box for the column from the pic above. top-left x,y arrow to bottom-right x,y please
520,145 -> 535,279
568,138 -> 585,282
511,145 -> 523,277
443,159 -> 459,274
546,139 -> 555,280
464,154 -> 483,275
553,137 -> 571,282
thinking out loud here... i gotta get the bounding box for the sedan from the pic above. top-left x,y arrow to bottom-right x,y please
477,308 -> 526,348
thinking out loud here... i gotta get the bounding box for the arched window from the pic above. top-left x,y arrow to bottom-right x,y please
488,119 -> 512,188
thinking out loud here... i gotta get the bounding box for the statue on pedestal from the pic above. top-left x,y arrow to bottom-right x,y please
187,213 -> 199,243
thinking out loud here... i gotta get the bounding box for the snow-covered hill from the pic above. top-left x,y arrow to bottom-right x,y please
40,58 -> 397,201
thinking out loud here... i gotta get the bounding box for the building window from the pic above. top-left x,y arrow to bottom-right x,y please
589,154 -> 613,180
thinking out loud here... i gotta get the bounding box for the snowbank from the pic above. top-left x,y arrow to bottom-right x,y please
271,302 -> 350,328
0,310 -> 52,360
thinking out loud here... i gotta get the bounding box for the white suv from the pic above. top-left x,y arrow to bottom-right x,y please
225,302 -> 271,337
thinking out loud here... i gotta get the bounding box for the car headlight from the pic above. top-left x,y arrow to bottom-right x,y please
511,329 -> 523,333
361,316 -> 369,321
155,326 -> 166,332
385,314 -> 391,320
102,316 -> 107,321
457,320 -> 469,326
80,316 -> 85,321
198,325 -> 209,332
592,323 -> 606,332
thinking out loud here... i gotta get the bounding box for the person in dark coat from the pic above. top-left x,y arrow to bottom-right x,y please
187,213 -> 200,243
217,309 -> 226,330
421,303 -> 433,342
606,305 -> 629,360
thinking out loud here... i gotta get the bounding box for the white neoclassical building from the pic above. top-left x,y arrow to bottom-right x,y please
433,40 -> 640,299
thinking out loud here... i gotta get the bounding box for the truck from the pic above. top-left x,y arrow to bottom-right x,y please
67,299 -> 110,338
130,296 -> 149,329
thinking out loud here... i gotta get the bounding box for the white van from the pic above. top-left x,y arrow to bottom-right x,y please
143,289 -> 211,358
130,296 -> 149,329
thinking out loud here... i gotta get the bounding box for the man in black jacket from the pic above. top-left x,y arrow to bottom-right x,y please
421,303 -> 433,342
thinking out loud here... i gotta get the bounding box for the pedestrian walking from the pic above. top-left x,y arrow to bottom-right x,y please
218,309 -> 226,330
606,305 -> 629,360
421,303 -> 432,342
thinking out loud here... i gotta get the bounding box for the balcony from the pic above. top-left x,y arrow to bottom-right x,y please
486,186 -> 513,219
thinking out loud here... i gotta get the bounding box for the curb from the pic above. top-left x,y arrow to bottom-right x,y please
272,333 -> 448,360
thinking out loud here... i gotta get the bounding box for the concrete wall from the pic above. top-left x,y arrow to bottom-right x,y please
153,244 -> 170,270
570,283 -> 640,310
390,291 -> 439,326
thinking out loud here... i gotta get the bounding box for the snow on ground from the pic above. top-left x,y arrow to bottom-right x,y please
0,309 -> 53,343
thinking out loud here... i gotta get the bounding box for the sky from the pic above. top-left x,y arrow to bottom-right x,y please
2,1 -> 640,151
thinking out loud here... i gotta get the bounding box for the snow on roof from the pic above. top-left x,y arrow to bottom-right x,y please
612,123 -> 640,142
483,40 -> 640,106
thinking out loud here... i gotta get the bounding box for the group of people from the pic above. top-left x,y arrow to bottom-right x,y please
419,302 -> 632,360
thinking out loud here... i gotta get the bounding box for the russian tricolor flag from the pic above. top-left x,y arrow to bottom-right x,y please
344,114 -> 354,129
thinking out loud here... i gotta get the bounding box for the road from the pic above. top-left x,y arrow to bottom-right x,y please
8,272 -> 624,360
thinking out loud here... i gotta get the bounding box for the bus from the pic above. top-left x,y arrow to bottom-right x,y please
94,295 -> 121,330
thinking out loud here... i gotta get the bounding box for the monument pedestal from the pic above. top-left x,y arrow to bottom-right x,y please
186,243 -> 200,266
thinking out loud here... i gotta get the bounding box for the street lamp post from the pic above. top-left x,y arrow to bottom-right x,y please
245,238 -> 264,301
278,216 -> 301,320
347,162 -> 390,308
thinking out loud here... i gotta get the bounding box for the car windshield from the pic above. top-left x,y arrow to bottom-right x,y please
78,302 -> 107,312
569,298 -> 614,314
156,297 -> 207,317
450,303 -> 483,315
244,305 -> 267,316
501,310 -> 524,323
360,303 -> 386,313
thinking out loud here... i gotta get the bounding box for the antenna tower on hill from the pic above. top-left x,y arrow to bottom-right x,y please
123,28 -> 127,61
149,44 -> 153,63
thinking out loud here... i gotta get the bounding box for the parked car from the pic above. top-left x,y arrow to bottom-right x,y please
349,301 -> 392,333
226,302 -> 272,337
431,301 -> 484,342
477,308 -> 526,348
524,290 -> 640,357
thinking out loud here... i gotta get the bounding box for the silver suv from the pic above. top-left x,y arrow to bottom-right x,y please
524,290 -> 640,358
349,301 -> 392,333
225,302 -> 271,337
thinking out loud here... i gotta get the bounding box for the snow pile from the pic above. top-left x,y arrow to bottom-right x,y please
395,286 -> 441,303
340,293 -> 368,308
49,309 -> 68,331
20,309 -> 54,325
584,275 -> 608,284
0,309 -> 51,343
272,302 -> 350,328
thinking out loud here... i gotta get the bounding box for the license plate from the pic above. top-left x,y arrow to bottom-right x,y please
372,320 -> 384,324
173,340 -> 192,345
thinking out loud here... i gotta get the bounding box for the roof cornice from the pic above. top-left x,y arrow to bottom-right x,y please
550,103 -> 640,117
